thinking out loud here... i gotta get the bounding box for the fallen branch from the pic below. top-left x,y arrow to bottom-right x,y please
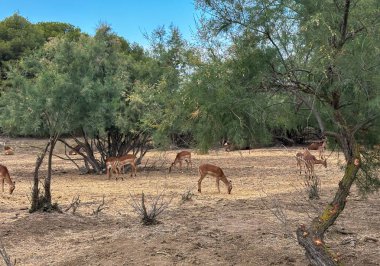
0,240 -> 14,266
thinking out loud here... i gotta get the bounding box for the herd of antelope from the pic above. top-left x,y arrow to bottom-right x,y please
1,139 -> 328,196
295,139 -> 327,179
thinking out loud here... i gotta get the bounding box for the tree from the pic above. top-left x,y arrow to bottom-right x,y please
0,24 -> 179,209
141,25 -> 201,148
196,0 -> 379,264
0,14 -> 83,90
0,26 -> 132,208
35,21 -> 81,41
0,55 -> 72,209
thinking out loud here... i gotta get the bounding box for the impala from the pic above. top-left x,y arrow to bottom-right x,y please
3,145 -> 14,155
168,151 -> 192,173
307,139 -> 327,159
69,144 -> 82,155
0,164 -> 15,194
198,164 -> 232,194
303,153 -> 327,178
106,154 -> 137,180
295,149 -> 312,174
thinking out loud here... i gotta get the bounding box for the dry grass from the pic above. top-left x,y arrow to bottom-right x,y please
0,138 -> 379,266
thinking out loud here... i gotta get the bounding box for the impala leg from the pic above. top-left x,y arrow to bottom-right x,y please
1,178 -> 4,192
296,158 -> 301,175
119,166 -> 124,181
198,174 -> 206,193
115,165 -> 121,181
131,163 -> 137,177
216,177 -> 220,193
107,165 -> 112,180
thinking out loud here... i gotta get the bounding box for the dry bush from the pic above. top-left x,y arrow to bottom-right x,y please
64,195 -> 81,214
181,189 -> 194,203
304,175 -> 321,200
128,191 -> 172,225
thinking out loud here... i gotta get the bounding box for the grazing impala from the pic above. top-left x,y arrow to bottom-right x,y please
68,144 -> 82,155
3,146 -> 14,155
0,164 -> 15,194
295,149 -> 312,174
106,154 -> 137,180
198,164 -> 232,194
307,139 -> 327,159
303,153 -> 327,178
169,151 -> 192,173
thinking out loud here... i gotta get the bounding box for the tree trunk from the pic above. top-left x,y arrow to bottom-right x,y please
30,141 -> 51,212
43,135 -> 58,209
296,135 -> 361,265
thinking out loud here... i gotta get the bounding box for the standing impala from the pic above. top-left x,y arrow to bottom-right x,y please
168,151 -> 192,173
307,139 -> 327,159
0,164 -> 15,194
198,164 -> 232,194
106,154 -> 137,180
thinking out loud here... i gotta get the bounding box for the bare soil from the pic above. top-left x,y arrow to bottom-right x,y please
1,138 -> 379,266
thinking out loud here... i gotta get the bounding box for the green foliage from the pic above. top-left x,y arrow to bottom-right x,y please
0,27 -> 128,137
0,14 -> 44,62
356,149 -> 380,196
35,21 -> 81,41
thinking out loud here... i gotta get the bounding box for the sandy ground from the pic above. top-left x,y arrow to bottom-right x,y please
0,139 -> 379,266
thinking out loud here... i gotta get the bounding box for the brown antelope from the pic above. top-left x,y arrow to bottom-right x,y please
295,149 -> 312,174
198,164 -> 232,194
303,153 -> 327,178
0,164 -> 15,194
69,144 -> 82,155
106,154 -> 137,180
168,151 -> 192,173
3,146 -> 14,155
307,139 -> 327,159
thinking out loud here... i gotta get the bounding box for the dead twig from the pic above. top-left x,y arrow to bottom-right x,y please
260,188 -> 293,239
92,195 -> 108,217
0,240 -> 14,266
64,195 -> 81,214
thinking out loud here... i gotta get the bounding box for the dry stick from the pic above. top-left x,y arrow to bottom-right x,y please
92,195 -> 108,217
30,145 -> 83,161
0,240 -> 13,266
64,195 -> 81,213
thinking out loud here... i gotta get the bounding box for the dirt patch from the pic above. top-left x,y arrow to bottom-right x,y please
0,139 -> 379,265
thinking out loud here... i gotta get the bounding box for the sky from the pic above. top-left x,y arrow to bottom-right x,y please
0,0 -> 199,47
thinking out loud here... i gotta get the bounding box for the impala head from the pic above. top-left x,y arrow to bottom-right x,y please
9,181 -> 15,194
227,180 -> 232,194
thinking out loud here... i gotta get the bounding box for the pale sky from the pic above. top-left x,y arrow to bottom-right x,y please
0,0 -> 199,47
